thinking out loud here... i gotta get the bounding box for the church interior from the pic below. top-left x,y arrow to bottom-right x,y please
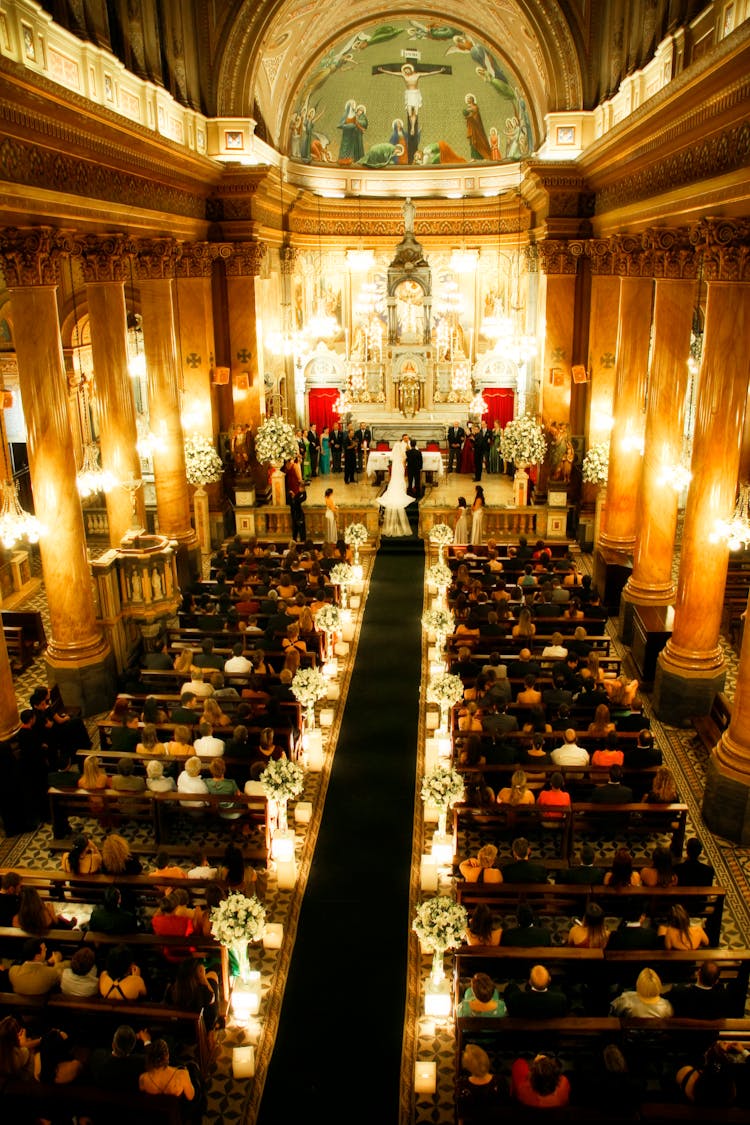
1,0 -> 750,1121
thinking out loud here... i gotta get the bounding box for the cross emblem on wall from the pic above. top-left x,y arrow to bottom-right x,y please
185,352 -> 201,368
237,349 -> 252,363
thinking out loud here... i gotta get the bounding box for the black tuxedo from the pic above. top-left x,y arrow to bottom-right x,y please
405,445 -> 423,497
504,981 -> 568,1017
343,431 -> 358,483
447,426 -> 465,472
306,428 -> 320,476
354,427 -> 371,471
330,426 -> 344,472
472,427 -> 489,480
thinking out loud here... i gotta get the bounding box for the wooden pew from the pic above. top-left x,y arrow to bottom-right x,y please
569,802 -> 689,859
691,692 -> 732,756
451,802 -> 574,865
1,1079 -> 185,1125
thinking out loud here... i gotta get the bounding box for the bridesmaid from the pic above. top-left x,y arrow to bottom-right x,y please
453,496 -> 469,545
489,420 -> 503,473
470,485 -> 485,545
320,426 -> 331,475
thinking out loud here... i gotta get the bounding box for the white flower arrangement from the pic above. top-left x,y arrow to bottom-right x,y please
329,562 -> 355,587
582,440 -> 610,485
427,562 -> 452,589
427,672 -> 464,707
254,415 -> 299,466
412,895 -> 468,952
260,757 -> 305,803
183,433 -> 224,486
344,522 -> 368,547
422,607 -> 455,636
421,765 -> 465,811
429,523 -> 454,547
210,891 -> 266,947
291,666 -> 329,708
499,414 -> 547,466
314,603 -> 342,633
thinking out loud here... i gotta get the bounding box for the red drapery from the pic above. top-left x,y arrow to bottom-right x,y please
482,387 -> 515,428
308,388 -> 340,432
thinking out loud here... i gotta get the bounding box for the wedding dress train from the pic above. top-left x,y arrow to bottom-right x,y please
375,440 -> 412,536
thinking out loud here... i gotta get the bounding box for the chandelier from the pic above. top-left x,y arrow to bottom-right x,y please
77,441 -> 118,498
333,388 -> 351,416
710,481 -> 750,552
470,389 -> 488,416
0,394 -> 43,549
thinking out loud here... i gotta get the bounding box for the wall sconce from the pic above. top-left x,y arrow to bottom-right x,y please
232,1045 -> 256,1078
414,1060 -> 437,1095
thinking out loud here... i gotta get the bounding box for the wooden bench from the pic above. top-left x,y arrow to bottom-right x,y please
2,624 -> 27,671
568,802 -> 689,860
454,882 -> 727,947
691,692 -> 732,756
1,1079 -> 185,1125
451,803 -> 574,864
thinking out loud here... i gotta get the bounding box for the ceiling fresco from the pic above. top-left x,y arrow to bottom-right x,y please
285,19 -> 534,167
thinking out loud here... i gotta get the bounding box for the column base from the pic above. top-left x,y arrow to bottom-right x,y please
619,586 -> 674,646
45,648 -> 117,718
652,652 -> 726,727
702,752 -> 750,845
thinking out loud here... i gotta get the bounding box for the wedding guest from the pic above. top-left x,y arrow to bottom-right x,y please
640,844 -> 678,887
146,758 -> 176,792
34,1028 -> 84,1086
511,1053 -> 570,1108
61,833 -> 102,875
610,967 -> 673,1018
465,904 -> 503,947
456,971 -> 506,1016
99,943 -> 147,1001
139,1038 -> 195,1102
458,843 -> 502,884
658,903 -> 709,950
89,886 -> 136,935
496,769 -> 535,806
456,1044 -> 508,1121
0,1014 -> 39,1079
567,902 -> 611,948
102,833 -> 142,876
60,946 -> 99,997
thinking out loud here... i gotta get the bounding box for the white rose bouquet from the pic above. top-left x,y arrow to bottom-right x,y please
427,562 -> 452,589
211,891 -> 266,947
427,672 -> 464,708
291,667 -> 329,708
499,414 -> 547,466
412,895 -> 468,952
329,562 -> 355,587
421,765 -> 465,811
183,433 -> 224,486
255,415 -> 299,466
314,603 -> 342,633
582,440 -> 610,485
429,523 -> 454,548
260,757 -> 305,803
421,607 -> 455,636
344,522 -> 368,547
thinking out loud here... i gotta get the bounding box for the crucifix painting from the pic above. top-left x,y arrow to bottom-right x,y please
373,60 -> 451,162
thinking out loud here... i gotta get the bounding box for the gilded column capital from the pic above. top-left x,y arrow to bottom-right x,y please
78,234 -> 134,284
133,238 -> 181,281
641,227 -> 698,280
175,242 -> 216,279
691,218 -> 750,282
609,233 -> 649,277
586,238 -> 616,275
279,245 -> 299,275
224,241 -> 267,278
536,239 -> 582,275
0,226 -> 71,286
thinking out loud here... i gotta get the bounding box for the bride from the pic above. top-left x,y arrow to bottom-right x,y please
376,433 -> 412,536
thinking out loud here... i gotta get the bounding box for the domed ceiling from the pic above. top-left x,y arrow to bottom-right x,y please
218,1 -> 585,157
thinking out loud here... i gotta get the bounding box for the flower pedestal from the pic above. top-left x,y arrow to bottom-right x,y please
193,485 -> 211,553
594,485 -> 607,547
431,811 -> 453,866
230,941 -> 261,1021
513,463 -> 529,507
270,463 -> 286,507
424,948 -> 452,1017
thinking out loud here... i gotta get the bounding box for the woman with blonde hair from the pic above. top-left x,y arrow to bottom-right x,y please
101,832 -> 142,876
165,723 -> 194,759
459,843 -> 503,884
497,769 -> 536,806
202,696 -> 231,729
78,754 -> 110,792
173,646 -> 195,675
512,606 -> 535,640
644,766 -> 679,804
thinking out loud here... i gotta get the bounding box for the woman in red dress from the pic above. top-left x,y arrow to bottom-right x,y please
460,425 -> 476,475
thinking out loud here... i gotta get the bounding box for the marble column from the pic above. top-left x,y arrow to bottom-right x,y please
80,235 -> 145,545
224,242 -> 267,429
653,238 -> 750,724
598,271 -> 653,552
0,629 -> 20,740
0,228 -> 115,714
134,238 -> 200,585
175,242 -> 219,438
584,260 -> 620,446
620,252 -> 696,641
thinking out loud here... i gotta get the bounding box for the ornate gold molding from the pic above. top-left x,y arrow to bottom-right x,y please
224,242 -> 267,278
0,226 -> 71,286
537,239 -> 586,275
691,217 -> 750,282
78,234 -> 134,283
175,242 -> 216,279
279,245 -> 299,275
133,238 -> 181,281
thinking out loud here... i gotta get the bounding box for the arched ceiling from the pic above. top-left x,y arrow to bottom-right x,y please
217,1 -> 584,152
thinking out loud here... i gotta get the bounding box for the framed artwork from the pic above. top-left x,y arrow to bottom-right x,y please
550,367 -> 565,387
571,364 -> 588,384
225,130 -> 244,150
104,74 -> 114,102
556,125 -> 576,146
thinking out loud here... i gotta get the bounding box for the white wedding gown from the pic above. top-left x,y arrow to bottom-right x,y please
375,440 -> 412,536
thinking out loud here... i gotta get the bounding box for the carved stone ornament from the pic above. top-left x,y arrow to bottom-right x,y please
537,239 -> 582,275
78,233 -> 135,283
691,218 -> 750,282
133,238 -> 181,280
175,242 -> 216,279
0,226 -> 71,287
224,242 -> 267,278
279,244 -> 299,274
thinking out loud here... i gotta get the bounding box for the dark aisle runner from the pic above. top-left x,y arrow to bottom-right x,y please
257,513 -> 424,1123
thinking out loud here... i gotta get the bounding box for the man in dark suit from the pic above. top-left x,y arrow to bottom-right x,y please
674,836 -> 715,886
343,425 -> 358,484
507,648 -> 540,679
481,700 -> 519,741
616,696 -> 650,732
472,423 -> 488,481
170,692 -> 201,724
623,728 -> 663,768
330,422 -> 344,472
669,962 -> 730,1019
542,673 -> 574,711
501,837 -> 549,883
446,422 -> 465,473
555,844 -> 605,884
306,424 -> 320,477
405,439 -> 423,498
354,422 -> 371,471
504,964 -> 569,1017
607,902 -> 660,950
141,636 -> 173,670
589,764 -> 634,804
501,904 -> 552,947
533,588 -> 562,618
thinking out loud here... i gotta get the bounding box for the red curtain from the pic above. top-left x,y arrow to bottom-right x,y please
482,387 -> 515,428
308,388 -> 340,432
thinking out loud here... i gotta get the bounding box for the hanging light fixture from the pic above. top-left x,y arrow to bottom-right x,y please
0,393 -> 43,548
710,482 -> 750,551
68,260 -> 117,498
304,198 -> 339,342
127,255 -> 146,378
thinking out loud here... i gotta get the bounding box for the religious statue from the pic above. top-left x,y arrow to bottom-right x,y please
402,196 -> 416,236
549,421 -> 574,482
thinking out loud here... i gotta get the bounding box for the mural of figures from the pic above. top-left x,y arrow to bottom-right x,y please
287,19 -> 533,167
